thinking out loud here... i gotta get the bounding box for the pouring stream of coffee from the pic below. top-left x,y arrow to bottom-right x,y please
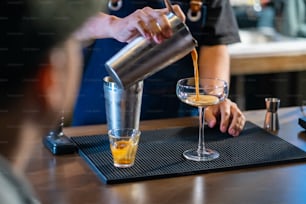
163,0 -> 199,101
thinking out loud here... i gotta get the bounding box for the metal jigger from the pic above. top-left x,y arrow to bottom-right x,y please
264,97 -> 280,132
43,114 -> 76,155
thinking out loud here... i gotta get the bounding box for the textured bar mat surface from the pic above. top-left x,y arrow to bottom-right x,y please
71,121 -> 306,184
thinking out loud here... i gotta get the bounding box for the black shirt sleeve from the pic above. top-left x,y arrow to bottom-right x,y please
197,0 -> 241,46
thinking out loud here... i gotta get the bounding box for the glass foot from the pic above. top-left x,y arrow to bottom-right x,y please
183,148 -> 219,161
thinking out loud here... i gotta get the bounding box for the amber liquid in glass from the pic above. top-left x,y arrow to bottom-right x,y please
110,140 -> 138,167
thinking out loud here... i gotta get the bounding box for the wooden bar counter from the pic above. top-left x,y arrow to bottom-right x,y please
25,107 -> 306,204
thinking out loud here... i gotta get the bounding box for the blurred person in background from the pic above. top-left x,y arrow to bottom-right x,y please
0,0 -> 177,203
72,0 -> 246,136
276,0 -> 306,38
0,1 -> 102,202
232,0 -> 276,30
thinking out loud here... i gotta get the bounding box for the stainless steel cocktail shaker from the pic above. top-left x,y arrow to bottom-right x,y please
103,76 -> 143,130
105,12 -> 197,89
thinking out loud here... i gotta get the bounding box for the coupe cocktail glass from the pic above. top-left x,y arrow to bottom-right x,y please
176,77 -> 228,161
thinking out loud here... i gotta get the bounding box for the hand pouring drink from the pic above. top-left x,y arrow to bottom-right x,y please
105,12 -> 197,89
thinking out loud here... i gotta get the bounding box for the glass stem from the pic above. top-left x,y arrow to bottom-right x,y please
197,106 -> 206,153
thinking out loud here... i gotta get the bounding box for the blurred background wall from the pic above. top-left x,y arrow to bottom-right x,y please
229,0 -> 306,110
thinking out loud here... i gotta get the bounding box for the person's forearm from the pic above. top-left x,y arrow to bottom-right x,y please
72,12 -> 118,42
198,45 -> 230,84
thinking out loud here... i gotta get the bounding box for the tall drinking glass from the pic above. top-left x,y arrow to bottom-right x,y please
176,77 -> 228,161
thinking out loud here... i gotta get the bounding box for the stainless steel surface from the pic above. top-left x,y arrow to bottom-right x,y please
105,12 -> 197,89
264,97 -> 280,132
103,76 -> 143,130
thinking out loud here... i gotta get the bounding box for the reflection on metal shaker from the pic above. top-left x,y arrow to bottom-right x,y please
105,12 -> 197,89
103,76 -> 143,130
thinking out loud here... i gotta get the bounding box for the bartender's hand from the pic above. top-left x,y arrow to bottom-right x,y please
73,5 -> 185,44
109,5 -> 185,43
205,99 -> 246,137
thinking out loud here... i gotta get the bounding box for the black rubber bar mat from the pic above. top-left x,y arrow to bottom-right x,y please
71,121 -> 306,184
